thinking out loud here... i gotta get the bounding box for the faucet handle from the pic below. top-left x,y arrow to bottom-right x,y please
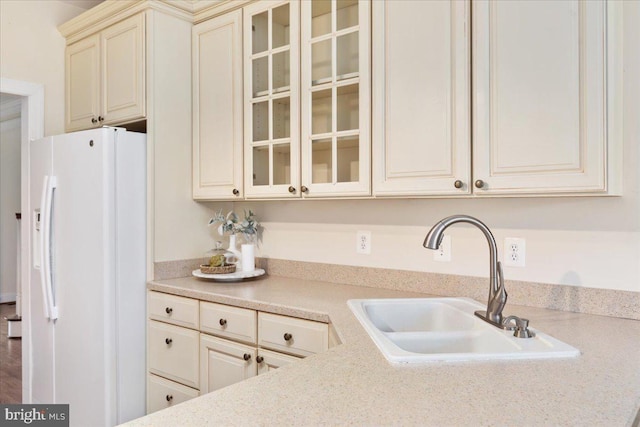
503,315 -> 535,339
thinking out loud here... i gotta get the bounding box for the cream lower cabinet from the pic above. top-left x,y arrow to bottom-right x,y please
147,291 -> 329,413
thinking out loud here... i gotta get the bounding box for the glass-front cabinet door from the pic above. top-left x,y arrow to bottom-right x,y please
244,1 -> 300,198
300,0 -> 371,197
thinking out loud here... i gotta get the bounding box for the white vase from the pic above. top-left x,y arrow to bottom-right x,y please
227,234 -> 242,269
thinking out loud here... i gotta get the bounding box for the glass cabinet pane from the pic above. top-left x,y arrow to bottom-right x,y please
252,12 -> 268,54
273,97 -> 291,139
337,0 -> 358,31
337,32 -> 359,77
312,1 -> 332,38
312,138 -> 332,183
253,56 -> 269,97
312,89 -> 332,134
337,136 -> 359,182
273,143 -> 291,185
253,101 -> 269,141
312,39 -> 332,85
272,4 -> 290,49
253,146 -> 269,185
337,84 -> 359,131
272,50 -> 290,92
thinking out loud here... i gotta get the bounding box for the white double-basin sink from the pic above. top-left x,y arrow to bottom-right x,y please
348,297 -> 580,364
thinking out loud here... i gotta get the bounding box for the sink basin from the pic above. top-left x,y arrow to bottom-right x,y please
348,298 -> 580,364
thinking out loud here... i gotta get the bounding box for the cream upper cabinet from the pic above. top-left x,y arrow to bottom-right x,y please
244,1 -> 300,198
243,0 -> 371,199
373,0 -> 620,197
66,34 -> 101,132
193,10 -> 244,200
472,0 -> 618,195
300,0 -> 371,197
65,13 -> 145,132
373,0 -> 470,197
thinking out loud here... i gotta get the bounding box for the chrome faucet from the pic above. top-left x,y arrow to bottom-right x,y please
423,215 -> 509,329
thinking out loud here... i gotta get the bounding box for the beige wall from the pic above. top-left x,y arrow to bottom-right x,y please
0,0 -> 86,136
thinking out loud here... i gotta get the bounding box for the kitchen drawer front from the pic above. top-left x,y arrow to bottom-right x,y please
258,313 -> 329,357
200,301 -> 257,344
147,374 -> 199,414
257,348 -> 300,375
148,320 -> 199,388
148,291 -> 199,329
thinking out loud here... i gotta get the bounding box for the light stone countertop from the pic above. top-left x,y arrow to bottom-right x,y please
124,274 -> 640,426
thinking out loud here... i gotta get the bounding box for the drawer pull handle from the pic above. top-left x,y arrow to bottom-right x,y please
283,333 -> 292,342
165,338 -> 172,345
454,180 -> 463,189
219,318 -> 227,326
166,395 -> 173,402
256,356 -> 264,363
165,307 -> 173,314
474,179 -> 485,189
243,353 -> 251,361
232,188 -> 240,196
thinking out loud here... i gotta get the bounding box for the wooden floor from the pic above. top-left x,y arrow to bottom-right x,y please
0,303 -> 22,403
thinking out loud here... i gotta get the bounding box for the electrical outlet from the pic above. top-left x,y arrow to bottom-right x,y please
433,235 -> 451,262
356,231 -> 371,254
504,238 -> 526,267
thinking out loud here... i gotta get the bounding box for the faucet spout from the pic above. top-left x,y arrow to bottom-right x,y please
424,215 -> 508,327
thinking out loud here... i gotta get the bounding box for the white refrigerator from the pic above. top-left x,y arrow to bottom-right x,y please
25,127 -> 146,426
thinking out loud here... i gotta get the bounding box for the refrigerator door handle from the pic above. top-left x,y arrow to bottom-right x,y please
38,176 -> 50,319
41,175 -> 59,320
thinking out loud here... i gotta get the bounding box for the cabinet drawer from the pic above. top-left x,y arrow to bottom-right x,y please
258,313 -> 329,357
148,291 -> 199,329
200,301 -> 257,344
148,320 -> 199,388
147,374 -> 199,414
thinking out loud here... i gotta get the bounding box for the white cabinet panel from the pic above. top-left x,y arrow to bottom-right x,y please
147,374 -> 199,414
199,333 -> 257,394
65,34 -> 100,132
148,291 -> 199,329
373,0 -> 470,196
472,0 -> 609,194
101,13 -> 145,125
200,301 -> 257,344
193,9 -> 244,200
257,348 -> 300,375
148,320 -> 199,388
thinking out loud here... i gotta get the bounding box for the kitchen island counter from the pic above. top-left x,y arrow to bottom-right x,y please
124,274 -> 640,426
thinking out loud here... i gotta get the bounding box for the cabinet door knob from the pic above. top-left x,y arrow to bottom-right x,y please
232,188 -> 240,196
91,117 -> 98,124
165,307 -> 173,314
454,180 -> 463,189
243,353 -> 251,361
300,186 -> 308,194
219,318 -> 227,326
283,333 -> 292,342
165,338 -> 172,345
166,395 -> 173,402
256,356 -> 264,363
288,186 -> 296,193
98,116 -> 104,122
474,179 -> 485,189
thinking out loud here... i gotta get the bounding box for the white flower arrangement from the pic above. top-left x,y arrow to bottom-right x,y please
208,209 -> 259,238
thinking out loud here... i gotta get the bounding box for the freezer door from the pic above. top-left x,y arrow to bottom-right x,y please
28,136 -> 55,405
50,128 -> 116,426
